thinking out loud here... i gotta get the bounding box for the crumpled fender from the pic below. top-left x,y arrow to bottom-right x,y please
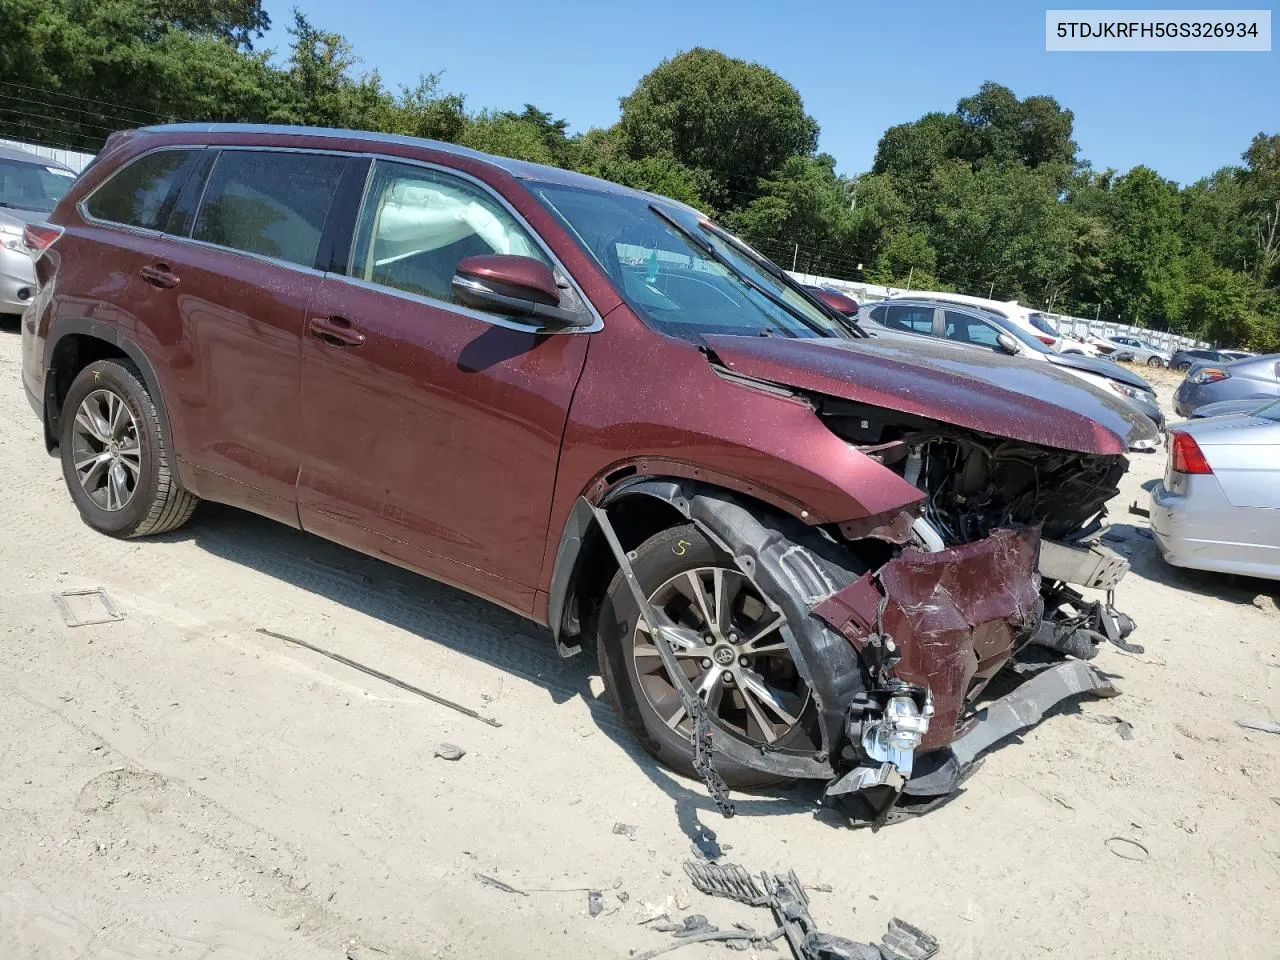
813,528 -> 1043,750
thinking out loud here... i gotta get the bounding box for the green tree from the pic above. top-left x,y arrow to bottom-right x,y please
617,47 -> 818,209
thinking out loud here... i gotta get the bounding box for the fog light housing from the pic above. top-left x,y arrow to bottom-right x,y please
882,694 -> 932,751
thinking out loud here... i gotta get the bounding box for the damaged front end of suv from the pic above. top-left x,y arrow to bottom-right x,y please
572,333 -> 1152,825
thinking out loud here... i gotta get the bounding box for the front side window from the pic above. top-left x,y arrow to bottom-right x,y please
882,304 -> 935,334
0,156 -> 76,214
84,149 -> 199,229
530,182 -> 847,340
192,150 -> 346,268
944,310 -> 1000,347
349,161 -> 546,302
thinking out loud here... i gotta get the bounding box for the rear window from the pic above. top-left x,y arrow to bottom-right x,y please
192,150 -> 346,268
84,149 -> 200,229
1029,314 -> 1058,337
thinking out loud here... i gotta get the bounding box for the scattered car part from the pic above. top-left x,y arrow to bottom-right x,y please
474,873 -> 528,896
1235,718 -> 1280,735
682,861 -> 938,960
256,628 -> 501,728
52,587 -> 125,627
433,743 -> 465,761
588,890 -> 604,917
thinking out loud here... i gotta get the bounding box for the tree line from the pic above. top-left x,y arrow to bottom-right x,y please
2,0 -> 1276,349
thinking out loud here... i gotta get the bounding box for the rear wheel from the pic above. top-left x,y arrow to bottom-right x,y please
596,523 -> 818,789
1176,361 -> 1192,372
1146,355 -> 1163,367
59,359 -> 198,538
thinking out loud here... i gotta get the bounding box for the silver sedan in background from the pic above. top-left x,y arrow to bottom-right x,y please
1150,400 -> 1280,580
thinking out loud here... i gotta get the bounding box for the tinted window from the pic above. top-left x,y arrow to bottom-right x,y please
882,304 -> 935,334
193,151 -> 345,268
350,161 -> 547,302
944,310 -> 1000,347
84,149 -> 199,229
1030,315 -> 1058,336
869,305 -> 887,323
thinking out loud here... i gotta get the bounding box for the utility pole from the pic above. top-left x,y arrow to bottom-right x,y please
905,266 -> 914,291
1094,304 -> 1101,323
988,280 -> 995,298
792,243 -> 799,271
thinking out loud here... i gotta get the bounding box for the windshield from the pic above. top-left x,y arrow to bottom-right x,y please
0,156 -> 75,212
529,182 -> 849,340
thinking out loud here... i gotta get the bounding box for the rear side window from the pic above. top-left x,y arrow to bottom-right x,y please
349,160 -> 546,302
882,304 -> 935,334
193,150 -> 346,268
84,149 -> 200,230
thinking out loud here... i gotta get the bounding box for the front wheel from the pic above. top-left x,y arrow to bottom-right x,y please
596,523 -> 818,789
1176,361 -> 1192,372
1146,356 -> 1163,367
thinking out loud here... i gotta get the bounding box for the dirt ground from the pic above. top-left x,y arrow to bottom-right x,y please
2,323 -> 1277,960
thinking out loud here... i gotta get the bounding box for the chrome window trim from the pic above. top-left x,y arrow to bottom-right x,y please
83,140 -> 602,336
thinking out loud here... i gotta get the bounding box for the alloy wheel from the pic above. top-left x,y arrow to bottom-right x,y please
631,566 -> 810,745
70,389 -> 142,512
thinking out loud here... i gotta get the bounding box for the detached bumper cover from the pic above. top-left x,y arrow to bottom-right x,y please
815,528 -> 1043,750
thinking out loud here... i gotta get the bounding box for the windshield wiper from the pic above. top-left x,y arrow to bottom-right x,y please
697,220 -> 867,339
647,204 -> 834,339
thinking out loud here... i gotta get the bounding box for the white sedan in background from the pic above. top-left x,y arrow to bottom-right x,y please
1150,400 -> 1280,580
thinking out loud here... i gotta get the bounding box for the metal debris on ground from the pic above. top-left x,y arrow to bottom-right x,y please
1129,501 -> 1151,518
612,822 -> 637,837
256,628 -> 500,727
1235,718 -> 1280,735
474,873 -> 528,896
433,743 -> 466,761
681,861 -> 938,960
588,890 -> 604,917
1105,837 -> 1150,862
52,587 -> 126,627
1116,721 -> 1135,740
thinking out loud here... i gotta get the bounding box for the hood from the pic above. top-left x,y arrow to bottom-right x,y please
705,334 -> 1157,455
1046,351 -> 1152,391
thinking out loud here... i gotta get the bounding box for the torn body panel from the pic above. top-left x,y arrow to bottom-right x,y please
815,529 -> 1043,751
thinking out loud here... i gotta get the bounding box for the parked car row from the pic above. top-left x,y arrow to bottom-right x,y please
857,294 -> 1165,441
1,145 -> 78,316
12,123 -> 1171,821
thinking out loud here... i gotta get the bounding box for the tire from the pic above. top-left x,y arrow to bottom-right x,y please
1176,361 -> 1191,372
1146,356 -> 1162,367
596,523 -> 818,789
59,358 -> 198,538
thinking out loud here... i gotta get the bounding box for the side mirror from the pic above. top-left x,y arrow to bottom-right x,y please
451,254 -> 590,328
996,332 -> 1021,355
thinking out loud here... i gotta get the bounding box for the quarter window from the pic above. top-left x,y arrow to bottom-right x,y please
882,304 -> 935,334
84,149 -> 201,230
349,160 -> 546,303
192,150 -> 346,268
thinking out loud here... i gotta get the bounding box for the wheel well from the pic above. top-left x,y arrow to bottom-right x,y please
561,493 -> 687,642
45,334 -> 128,447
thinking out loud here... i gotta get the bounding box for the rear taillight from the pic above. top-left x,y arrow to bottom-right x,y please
1190,367 -> 1229,385
21,223 -> 64,260
1170,431 -> 1213,475
1036,335 -> 1057,346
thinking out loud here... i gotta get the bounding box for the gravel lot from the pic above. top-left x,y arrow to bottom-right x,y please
2,322 -> 1277,960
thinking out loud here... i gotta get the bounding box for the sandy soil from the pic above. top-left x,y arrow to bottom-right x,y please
2,321 -> 1277,960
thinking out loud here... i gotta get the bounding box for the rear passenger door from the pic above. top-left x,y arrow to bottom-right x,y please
121,148 -> 355,526
880,303 -> 939,337
295,159 -> 592,615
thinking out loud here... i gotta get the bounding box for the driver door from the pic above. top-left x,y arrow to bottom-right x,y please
296,160 -> 591,614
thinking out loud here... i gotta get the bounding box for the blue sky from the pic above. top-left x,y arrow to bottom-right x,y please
262,0 -> 1278,185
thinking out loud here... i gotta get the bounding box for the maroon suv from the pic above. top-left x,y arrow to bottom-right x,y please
21,124 -> 1153,820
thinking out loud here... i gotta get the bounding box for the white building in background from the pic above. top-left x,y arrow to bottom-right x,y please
0,138 -> 96,173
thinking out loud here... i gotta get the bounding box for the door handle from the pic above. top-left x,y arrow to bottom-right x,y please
139,263 -> 180,289
309,316 -> 366,347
